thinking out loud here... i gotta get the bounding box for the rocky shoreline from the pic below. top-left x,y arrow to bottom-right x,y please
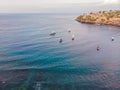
76,10 -> 120,27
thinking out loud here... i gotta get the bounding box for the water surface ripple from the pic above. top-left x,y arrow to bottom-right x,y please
0,14 -> 120,90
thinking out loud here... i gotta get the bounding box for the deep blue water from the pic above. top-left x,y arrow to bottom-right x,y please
0,14 -> 120,90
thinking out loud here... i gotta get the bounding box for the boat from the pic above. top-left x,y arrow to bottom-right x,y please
111,37 -> 115,41
50,31 -> 56,36
72,35 -> 75,40
59,38 -> 63,43
97,46 -> 100,51
68,28 -> 71,33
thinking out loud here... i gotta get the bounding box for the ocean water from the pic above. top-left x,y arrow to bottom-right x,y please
0,13 -> 120,90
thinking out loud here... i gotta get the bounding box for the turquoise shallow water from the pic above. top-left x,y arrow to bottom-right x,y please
0,14 -> 120,90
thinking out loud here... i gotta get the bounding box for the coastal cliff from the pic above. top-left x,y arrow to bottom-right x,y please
76,10 -> 120,26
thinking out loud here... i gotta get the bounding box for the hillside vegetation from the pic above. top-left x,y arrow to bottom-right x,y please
76,10 -> 120,26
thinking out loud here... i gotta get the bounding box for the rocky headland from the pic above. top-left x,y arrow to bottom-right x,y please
76,10 -> 120,26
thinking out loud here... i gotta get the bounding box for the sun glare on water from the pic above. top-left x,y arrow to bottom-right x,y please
103,0 -> 119,4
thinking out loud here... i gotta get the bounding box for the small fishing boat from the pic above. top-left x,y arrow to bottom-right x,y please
97,46 -> 100,51
72,35 -> 75,40
111,37 -> 115,41
68,30 -> 71,33
68,28 -> 71,33
50,31 -> 56,36
59,38 -> 63,43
